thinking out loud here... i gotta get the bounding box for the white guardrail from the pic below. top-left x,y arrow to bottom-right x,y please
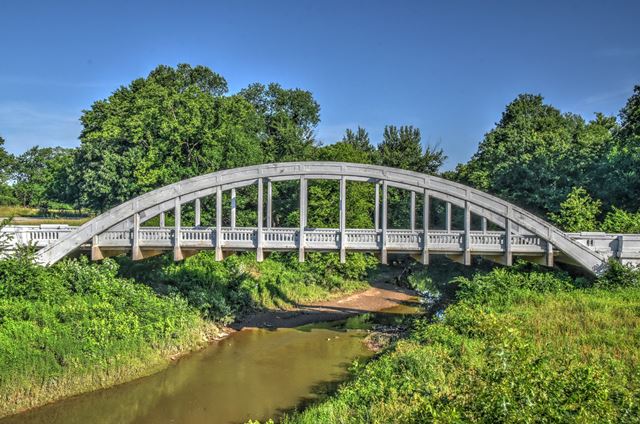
1,225 -> 639,266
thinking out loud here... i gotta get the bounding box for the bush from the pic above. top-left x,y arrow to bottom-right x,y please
0,257 -> 207,417
596,259 -> 640,289
601,207 -> 640,233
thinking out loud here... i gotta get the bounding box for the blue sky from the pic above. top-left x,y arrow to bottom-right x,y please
1,0 -> 639,169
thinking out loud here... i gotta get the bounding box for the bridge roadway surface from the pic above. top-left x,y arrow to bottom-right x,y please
1,162 -> 638,274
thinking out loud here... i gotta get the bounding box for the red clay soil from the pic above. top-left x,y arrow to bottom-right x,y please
231,280 -> 419,330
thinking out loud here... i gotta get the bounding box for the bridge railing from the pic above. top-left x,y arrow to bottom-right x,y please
3,225 -> 640,267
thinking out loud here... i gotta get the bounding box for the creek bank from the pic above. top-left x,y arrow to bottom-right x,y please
232,280 -> 419,330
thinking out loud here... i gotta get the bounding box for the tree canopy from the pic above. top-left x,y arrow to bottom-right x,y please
1,63 -> 637,236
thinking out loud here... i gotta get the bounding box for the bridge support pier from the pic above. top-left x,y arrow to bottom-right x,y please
132,213 -> 143,261
505,216 -> 513,266
91,235 -> 103,261
546,242 -> 554,267
410,191 -> 416,231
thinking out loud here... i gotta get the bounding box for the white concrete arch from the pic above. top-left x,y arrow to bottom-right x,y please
34,162 -> 607,274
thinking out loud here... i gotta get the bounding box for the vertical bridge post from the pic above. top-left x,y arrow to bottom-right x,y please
91,235 -> 103,261
505,209 -> 513,266
266,179 -> 273,228
410,191 -> 416,232
547,227 -> 554,267
381,180 -> 388,265
339,176 -> 347,263
173,198 -> 183,261
422,189 -> 429,265
215,187 -> 223,261
194,198 -> 201,226
464,200 -> 471,265
445,202 -> 452,232
257,177 -> 264,262
374,182 -> 380,230
132,212 -> 142,260
298,176 -> 307,262
230,189 -> 236,229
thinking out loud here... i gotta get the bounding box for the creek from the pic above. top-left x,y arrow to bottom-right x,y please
2,301 -> 421,424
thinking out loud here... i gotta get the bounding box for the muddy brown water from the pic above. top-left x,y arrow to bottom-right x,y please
3,301 -> 421,424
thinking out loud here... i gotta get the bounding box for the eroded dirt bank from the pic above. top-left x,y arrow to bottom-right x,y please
232,280 -> 419,330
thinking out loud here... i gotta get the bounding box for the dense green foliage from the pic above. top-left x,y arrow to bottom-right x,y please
0,257 -> 210,416
453,88 -> 640,227
4,64 -> 637,236
549,187 -> 602,232
118,251 -> 377,325
550,187 -> 640,233
281,264 -> 640,423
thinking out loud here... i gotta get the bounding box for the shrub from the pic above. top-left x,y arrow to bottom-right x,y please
0,257 -> 207,417
601,207 -> 640,233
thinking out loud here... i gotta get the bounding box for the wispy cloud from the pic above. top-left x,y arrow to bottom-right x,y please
0,102 -> 81,153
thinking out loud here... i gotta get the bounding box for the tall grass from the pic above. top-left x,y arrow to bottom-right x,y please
0,257 -> 214,418
279,263 -> 640,423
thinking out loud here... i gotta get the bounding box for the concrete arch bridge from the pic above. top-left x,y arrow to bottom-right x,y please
5,162 -> 640,275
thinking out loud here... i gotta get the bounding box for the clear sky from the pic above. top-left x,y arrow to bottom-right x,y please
1,0 -> 639,169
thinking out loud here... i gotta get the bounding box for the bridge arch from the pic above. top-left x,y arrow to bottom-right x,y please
34,162 -> 606,274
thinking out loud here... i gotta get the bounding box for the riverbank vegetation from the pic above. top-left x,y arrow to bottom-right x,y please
278,262 -> 640,423
117,251 -> 377,324
0,256 -> 212,417
0,249 -> 378,418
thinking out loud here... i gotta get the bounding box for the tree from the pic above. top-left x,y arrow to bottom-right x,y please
308,128 -> 378,228
73,64 -> 264,211
11,146 -> 74,208
455,94 -> 617,215
377,125 -> 445,174
549,187 -> 601,232
596,85 -> 640,212
0,136 -> 16,205
240,82 -> 320,162
601,207 -> 640,234
341,127 -> 375,156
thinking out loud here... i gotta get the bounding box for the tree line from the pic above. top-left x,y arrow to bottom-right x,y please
0,63 -> 638,233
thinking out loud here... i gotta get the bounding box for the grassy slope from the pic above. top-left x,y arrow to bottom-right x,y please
0,257 -> 217,418
281,264 -> 640,423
